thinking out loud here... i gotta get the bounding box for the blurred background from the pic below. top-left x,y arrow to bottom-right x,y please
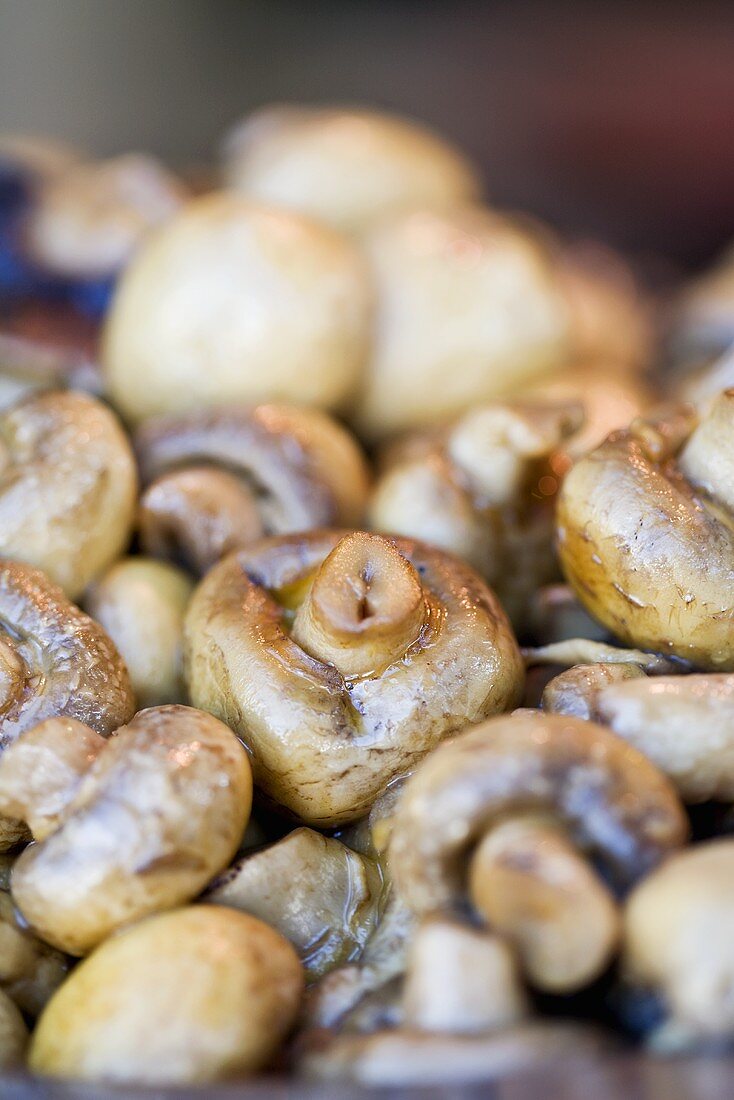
1,0 -> 733,269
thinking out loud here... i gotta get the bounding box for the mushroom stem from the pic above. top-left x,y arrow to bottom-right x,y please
468,817 -> 620,993
291,533 -> 427,679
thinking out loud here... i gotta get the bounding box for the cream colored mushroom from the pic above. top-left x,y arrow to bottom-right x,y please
85,558 -> 194,707
29,906 -> 304,1084
222,104 -> 480,235
0,987 -> 28,1068
185,530 -> 523,826
9,705 -> 252,955
355,205 -> 570,438
0,889 -> 69,1018
102,193 -> 372,422
542,662 -> 648,721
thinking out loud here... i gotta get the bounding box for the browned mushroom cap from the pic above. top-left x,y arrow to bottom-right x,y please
10,705 -> 252,955
557,398 -> 734,669
0,561 -> 134,757
0,390 -> 137,598
136,404 -> 370,574
185,530 -> 524,826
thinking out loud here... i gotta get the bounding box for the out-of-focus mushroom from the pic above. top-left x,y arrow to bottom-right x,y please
136,403 -> 370,575
675,344 -> 734,412
542,662 -> 648,721
0,135 -> 82,186
206,828 -> 382,979
185,530 -> 523,826
102,193 -> 372,423
0,560 -> 134,762
523,637 -> 680,674
356,206 -> 570,439
557,397 -> 734,670
85,557 -> 194,707
9,705 -> 252,955
0,889 -> 69,1018
221,105 -> 480,235
390,711 -> 687,992
0,390 -> 137,597
623,840 -> 734,1043
526,585 -> 610,646
0,331 -> 100,412
369,400 -> 581,626
0,987 -> 28,1068
668,244 -> 734,366
29,906 -> 304,1084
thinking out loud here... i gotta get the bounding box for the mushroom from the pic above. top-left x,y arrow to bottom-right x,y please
523,637 -> 680,674
389,711 -> 687,992
0,134 -> 82,186
355,205 -> 570,439
623,839 -> 734,1043
24,153 -> 186,279
557,395 -> 734,669
668,242 -> 734,366
184,530 -> 524,826
221,104 -> 480,235
676,344 -> 734,413
0,987 -> 28,1069
527,585 -> 610,646
102,193 -> 372,423
0,330 -> 100,412
29,906 -> 304,1084
206,827 -> 382,979
85,557 -> 194,707
0,390 -> 137,598
8,705 -> 252,955
369,400 -> 581,625
0,560 -> 134,761
542,662 -> 648,721
136,403 -> 370,575
0,888 -> 69,1018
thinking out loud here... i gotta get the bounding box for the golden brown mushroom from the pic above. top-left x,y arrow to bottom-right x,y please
8,705 -> 252,955
389,711 -> 687,992
185,530 -> 524,826
102,193 -> 372,422
29,906 -> 304,1084
557,395 -> 734,669
221,104 -> 480,235
0,390 -> 137,597
136,403 -> 370,575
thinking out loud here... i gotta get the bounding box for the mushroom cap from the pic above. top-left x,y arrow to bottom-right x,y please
10,705 -> 252,954
184,530 -> 524,826
102,193 -> 372,422
29,905 -> 304,1084
390,710 -> 687,915
222,104 -> 480,234
0,390 -> 137,598
355,205 -> 570,438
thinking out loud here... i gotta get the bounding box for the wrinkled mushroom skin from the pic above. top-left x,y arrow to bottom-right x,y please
0,560 -> 134,755
102,193 -> 372,423
356,207 -> 571,439
390,712 -> 687,917
0,391 -> 137,598
136,404 -> 370,574
369,401 -> 580,625
185,530 -> 524,826
29,906 -> 304,1084
557,398 -> 734,670
10,705 -> 252,955
542,662 -> 647,721
85,558 -> 194,708
222,105 -> 481,235
623,840 -> 734,1039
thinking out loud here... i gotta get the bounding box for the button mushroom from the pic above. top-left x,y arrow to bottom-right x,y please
0,987 -> 28,1069
0,888 -> 69,1018
85,557 -> 194,707
0,330 -> 100,412
221,104 -> 480,235
369,400 -> 581,625
102,193 -> 372,422
557,396 -> 734,669
29,906 -> 304,1084
136,403 -> 370,575
185,530 -> 524,826
389,711 -> 687,993
542,662 -> 648,721
8,705 -> 252,955
0,390 -> 137,598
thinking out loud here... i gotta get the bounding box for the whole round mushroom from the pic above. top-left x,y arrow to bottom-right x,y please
222,104 -> 480,235
185,530 -> 524,826
102,193 -> 372,422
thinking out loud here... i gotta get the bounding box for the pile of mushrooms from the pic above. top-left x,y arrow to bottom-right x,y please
0,99 -> 734,1088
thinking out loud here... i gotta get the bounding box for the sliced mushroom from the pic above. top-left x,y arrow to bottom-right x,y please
185,530 -> 523,826
0,390 -> 137,597
136,403 -> 370,574
29,906 -> 304,1084
102,193 -> 372,422
9,705 -> 252,955
85,557 -> 194,707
